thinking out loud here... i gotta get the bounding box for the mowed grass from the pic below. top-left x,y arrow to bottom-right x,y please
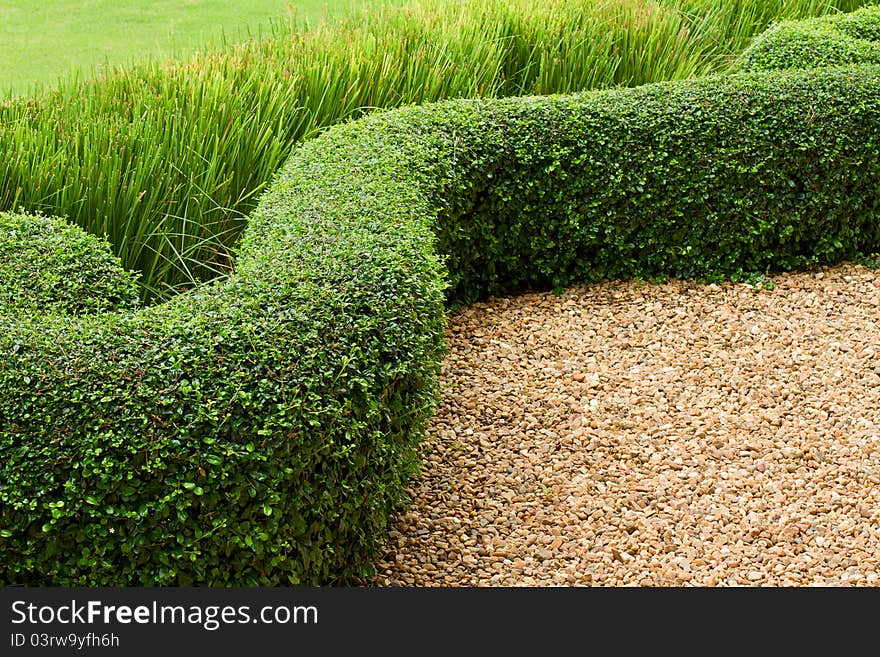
0,0 -> 384,98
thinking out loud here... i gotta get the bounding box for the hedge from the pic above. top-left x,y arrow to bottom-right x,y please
738,4 -> 880,71
0,211 -> 140,315
2,64 -> 880,585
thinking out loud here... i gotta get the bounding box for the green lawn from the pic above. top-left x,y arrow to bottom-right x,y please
0,0 -> 377,98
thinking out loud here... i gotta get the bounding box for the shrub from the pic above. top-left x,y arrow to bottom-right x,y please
0,211 -> 140,315
738,4 -> 880,71
432,66 -> 880,304
0,0 -> 869,302
2,64 -> 880,585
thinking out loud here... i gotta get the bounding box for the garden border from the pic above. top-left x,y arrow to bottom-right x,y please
2,64 -> 880,585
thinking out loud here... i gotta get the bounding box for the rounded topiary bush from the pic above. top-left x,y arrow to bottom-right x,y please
2,63 -> 879,585
0,211 -> 140,315
835,3 -> 880,42
739,4 -> 880,71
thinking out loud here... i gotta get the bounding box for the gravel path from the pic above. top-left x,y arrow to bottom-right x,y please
361,261 -> 880,587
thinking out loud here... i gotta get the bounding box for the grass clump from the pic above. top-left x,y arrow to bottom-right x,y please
0,0 -> 869,303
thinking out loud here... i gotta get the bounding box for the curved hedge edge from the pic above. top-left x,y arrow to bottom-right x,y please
411,66 -> 880,306
0,211 -> 141,315
738,4 -> 880,71
0,130 -> 449,585
2,64 -> 880,586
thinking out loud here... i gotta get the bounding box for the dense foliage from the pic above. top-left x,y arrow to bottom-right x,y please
739,3 -> 880,70
0,211 -> 140,315
2,59 -> 879,584
432,67 -> 880,304
0,0 -> 868,302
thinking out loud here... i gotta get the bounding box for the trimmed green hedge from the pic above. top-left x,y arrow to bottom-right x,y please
2,64 -> 880,585
739,4 -> 880,71
0,212 -> 140,315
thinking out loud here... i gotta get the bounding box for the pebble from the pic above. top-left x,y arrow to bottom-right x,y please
361,263 -> 880,587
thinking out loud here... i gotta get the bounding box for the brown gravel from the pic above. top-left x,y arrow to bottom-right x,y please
362,261 -> 880,587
